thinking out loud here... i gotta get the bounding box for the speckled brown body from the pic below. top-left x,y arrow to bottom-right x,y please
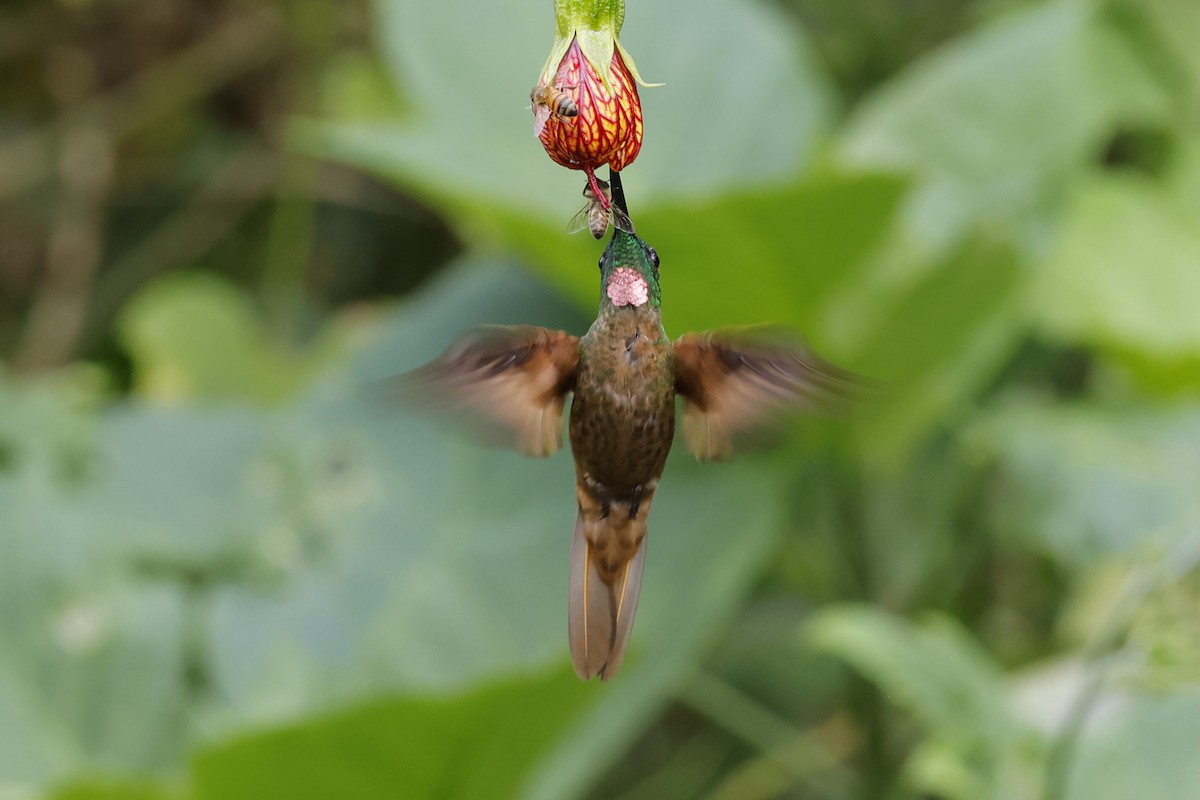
569,303 -> 676,500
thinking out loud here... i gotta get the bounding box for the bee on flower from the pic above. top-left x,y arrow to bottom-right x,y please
530,84 -> 578,138
532,0 -> 656,213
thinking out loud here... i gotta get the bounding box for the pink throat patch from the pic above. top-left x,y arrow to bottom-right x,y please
606,267 -> 649,307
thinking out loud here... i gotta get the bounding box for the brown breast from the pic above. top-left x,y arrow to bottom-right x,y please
568,310 -> 676,498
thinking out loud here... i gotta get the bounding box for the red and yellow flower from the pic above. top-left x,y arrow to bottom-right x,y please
533,0 -> 655,200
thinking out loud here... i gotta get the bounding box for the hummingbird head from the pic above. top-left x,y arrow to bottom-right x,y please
598,229 -> 661,311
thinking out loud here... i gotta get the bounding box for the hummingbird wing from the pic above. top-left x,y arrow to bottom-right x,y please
673,327 -> 857,461
569,485 -> 655,681
398,325 -> 580,457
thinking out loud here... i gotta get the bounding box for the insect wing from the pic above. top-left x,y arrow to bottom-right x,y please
532,104 -> 551,138
610,205 -> 635,234
566,203 -> 592,235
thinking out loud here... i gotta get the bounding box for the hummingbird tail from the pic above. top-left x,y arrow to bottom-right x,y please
568,504 -> 648,681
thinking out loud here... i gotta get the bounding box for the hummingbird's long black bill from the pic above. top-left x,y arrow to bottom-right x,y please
608,168 -> 634,236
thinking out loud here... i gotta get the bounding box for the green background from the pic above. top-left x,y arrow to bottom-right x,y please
2,0 -> 1199,797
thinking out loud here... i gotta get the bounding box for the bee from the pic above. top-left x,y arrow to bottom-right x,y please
530,84 -> 578,137
567,178 -> 634,239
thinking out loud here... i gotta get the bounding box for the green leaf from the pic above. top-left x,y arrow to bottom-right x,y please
843,236 -> 1024,458
1066,690 -> 1200,800
805,605 -> 1035,800
118,273 -> 337,405
0,571 -> 187,786
841,3 -> 1168,255
1033,174 -> 1200,360
0,381 -> 194,790
1165,139 -> 1200,228
85,407 -> 278,570
806,605 -> 1017,745
0,369 -> 99,486
48,776 -> 174,800
965,403 -> 1200,566
190,669 -> 588,800
1112,0 -> 1200,119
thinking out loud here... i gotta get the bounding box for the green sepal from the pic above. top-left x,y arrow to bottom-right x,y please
554,0 -> 624,37
537,28 -> 617,90
616,39 -> 662,88
539,0 -> 658,90
576,27 -> 618,88
538,36 -> 574,85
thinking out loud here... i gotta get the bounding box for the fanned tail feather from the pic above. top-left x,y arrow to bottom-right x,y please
568,505 -> 648,681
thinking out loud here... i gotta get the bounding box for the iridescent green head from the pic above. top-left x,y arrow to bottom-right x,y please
598,229 -> 661,311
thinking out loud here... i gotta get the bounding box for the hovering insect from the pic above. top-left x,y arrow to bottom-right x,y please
567,178 -> 634,239
530,84 -> 578,138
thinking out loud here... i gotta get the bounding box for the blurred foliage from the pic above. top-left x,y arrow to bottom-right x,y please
3,0 -> 1200,798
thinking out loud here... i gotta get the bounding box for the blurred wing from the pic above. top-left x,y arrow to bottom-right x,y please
565,204 -> 591,234
673,327 -> 858,461
398,325 -> 580,457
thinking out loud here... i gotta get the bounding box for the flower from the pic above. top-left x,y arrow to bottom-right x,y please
533,0 -> 654,195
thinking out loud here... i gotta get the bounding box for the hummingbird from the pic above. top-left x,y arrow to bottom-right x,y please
401,230 -> 856,681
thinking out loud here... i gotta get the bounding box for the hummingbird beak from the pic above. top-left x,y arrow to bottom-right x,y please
608,168 -> 635,236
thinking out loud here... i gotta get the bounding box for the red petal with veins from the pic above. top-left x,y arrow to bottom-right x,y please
537,37 -> 643,173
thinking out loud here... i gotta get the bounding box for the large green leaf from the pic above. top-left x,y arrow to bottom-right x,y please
841,2 -> 1168,256
48,777 -> 173,800
841,236 -> 1024,458
1113,0 -> 1200,117
965,403 -> 1200,566
1065,690 -> 1200,800
0,379 -> 191,793
1033,174 -> 1200,360
0,529 -> 188,790
190,669 -> 586,800
84,407 -> 277,570
118,273 -> 338,405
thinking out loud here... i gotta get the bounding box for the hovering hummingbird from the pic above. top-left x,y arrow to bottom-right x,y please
401,230 -> 856,681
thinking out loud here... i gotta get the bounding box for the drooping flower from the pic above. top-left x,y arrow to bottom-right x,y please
532,0 -> 654,205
